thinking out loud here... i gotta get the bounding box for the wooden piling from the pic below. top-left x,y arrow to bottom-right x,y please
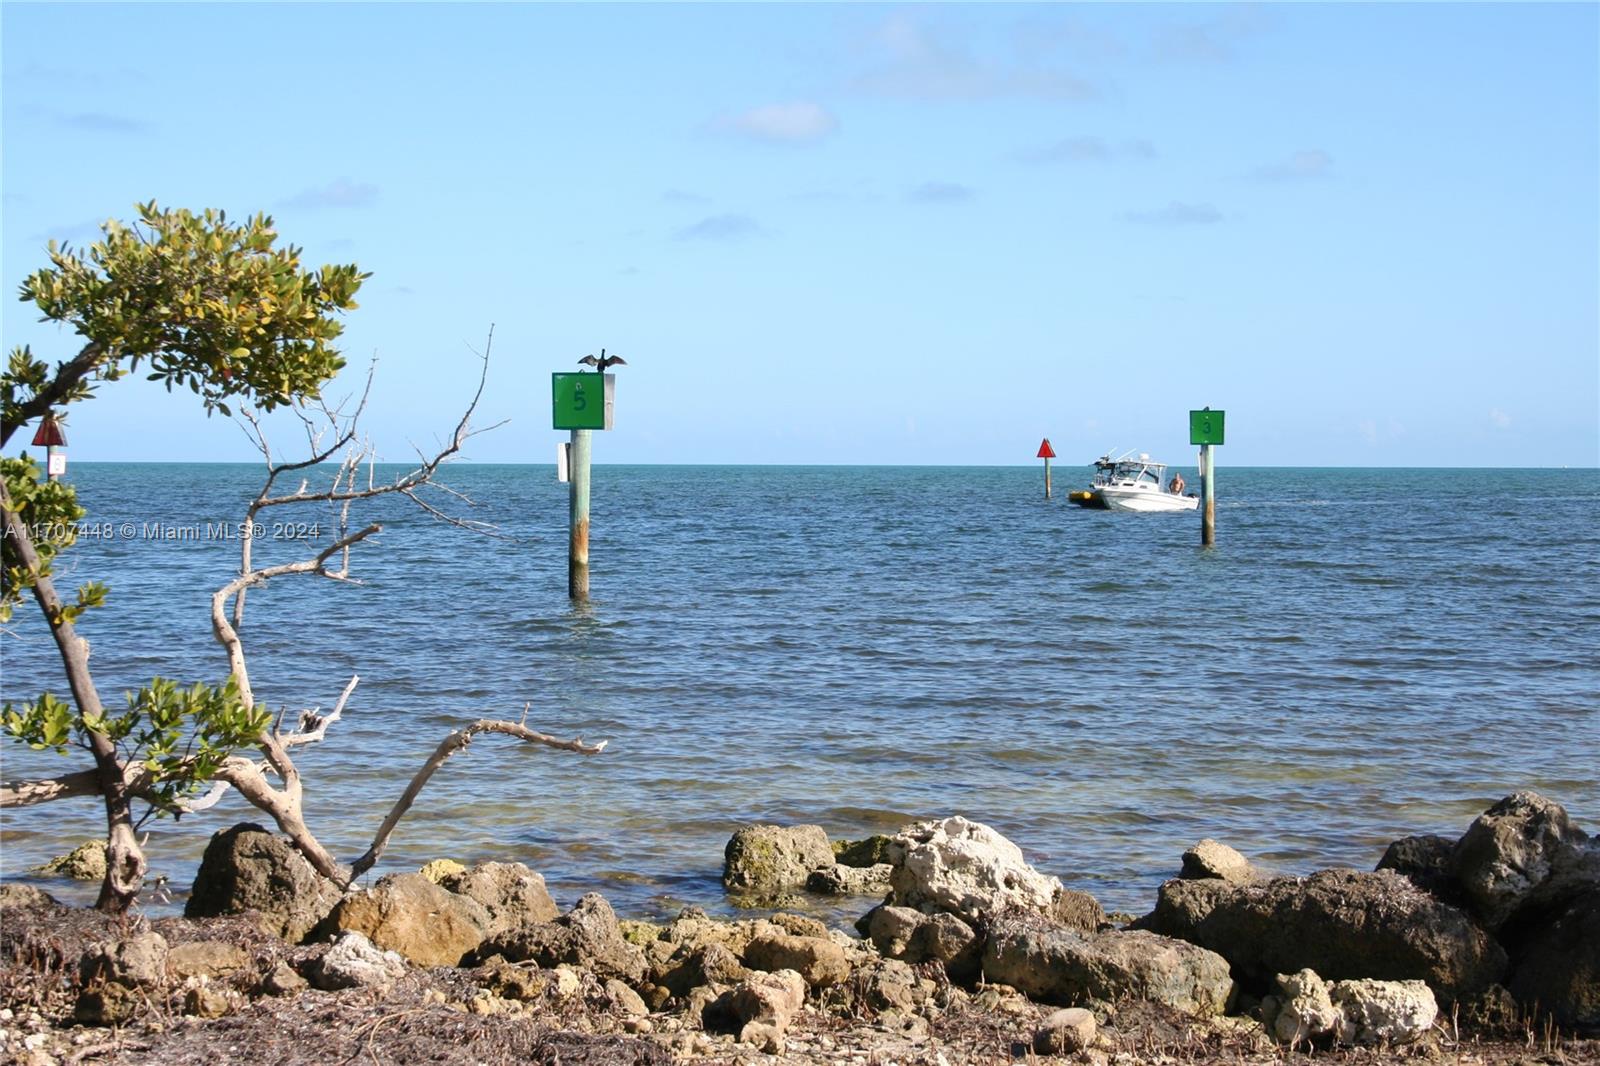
1200,444 -> 1216,547
568,428 -> 591,599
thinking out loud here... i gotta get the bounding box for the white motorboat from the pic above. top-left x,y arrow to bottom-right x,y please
1091,451 -> 1198,513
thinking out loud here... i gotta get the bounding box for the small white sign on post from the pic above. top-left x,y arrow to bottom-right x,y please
47,452 -> 67,477
556,441 -> 570,483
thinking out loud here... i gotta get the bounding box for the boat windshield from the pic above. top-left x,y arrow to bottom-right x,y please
1091,452 -> 1168,486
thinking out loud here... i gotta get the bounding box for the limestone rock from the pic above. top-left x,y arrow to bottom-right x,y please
726,969 -> 806,1051
1376,834 -> 1460,901
35,840 -> 107,881
1450,791 -> 1588,931
886,816 -> 1064,920
1181,839 -> 1257,884
1053,888 -> 1108,932
1034,1006 -> 1097,1055
0,884 -> 59,909
864,904 -> 924,958
983,912 -> 1233,1016
744,932 -> 850,989
81,931 -> 168,988
310,931 -> 407,990
418,859 -> 466,884
475,955 -> 549,1001
1140,868 -> 1506,1001
858,958 -> 920,1013
1508,885 -> 1600,1031
659,942 -> 749,996
167,940 -> 249,979
906,911 -> 980,982
768,913 -> 829,939
1271,969 -> 1344,1045
182,978 -> 236,1018
833,835 -> 894,868
1515,838 -> 1600,924
1269,969 -> 1437,1046
806,863 -> 893,896
256,961 -> 308,996
317,872 -> 490,967
1332,977 -> 1439,1045
482,892 -> 647,983
185,823 -> 341,942
76,932 -> 169,1025
440,861 -> 559,936
606,977 -> 649,1017
722,824 -> 834,894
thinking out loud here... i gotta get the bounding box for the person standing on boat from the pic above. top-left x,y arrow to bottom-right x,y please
1168,472 -> 1185,494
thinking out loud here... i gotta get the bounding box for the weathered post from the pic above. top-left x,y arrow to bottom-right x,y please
568,428 -> 591,598
1188,408 -> 1225,547
1037,438 -> 1056,499
553,350 -> 624,602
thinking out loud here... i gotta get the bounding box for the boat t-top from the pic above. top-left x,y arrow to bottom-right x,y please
1077,450 -> 1198,512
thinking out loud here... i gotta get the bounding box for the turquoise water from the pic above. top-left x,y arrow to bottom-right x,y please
2,464 -> 1597,920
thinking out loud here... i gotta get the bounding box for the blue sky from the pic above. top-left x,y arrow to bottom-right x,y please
3,3 -> 1596,466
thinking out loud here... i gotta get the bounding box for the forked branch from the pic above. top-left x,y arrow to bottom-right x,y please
348,721 -> 607,881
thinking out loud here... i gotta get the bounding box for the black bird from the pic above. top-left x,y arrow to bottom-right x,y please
578,348 -> 627,372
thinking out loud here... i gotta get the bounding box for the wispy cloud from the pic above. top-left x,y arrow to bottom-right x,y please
1122,201 -> 1222,227
279,178 -> 379,210
854,13 -> 1096,102
1018,136 -> 1156,165
717,101 -> 838,144
58,112 -> 152,134
1152,9 -> 1274,65
1252,149 -> 1334,182
907,181 -> 976,205
663,188 -> 711,205
1489,408 -> 1512,430
1358,418 -> 1407,444
674,213 -> 761,242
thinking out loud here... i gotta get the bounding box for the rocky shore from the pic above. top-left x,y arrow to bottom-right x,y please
2,791 -> 1596,1064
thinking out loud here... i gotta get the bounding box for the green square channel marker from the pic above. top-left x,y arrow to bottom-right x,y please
553,372 -> 606,430
1189,408 -> 1226,446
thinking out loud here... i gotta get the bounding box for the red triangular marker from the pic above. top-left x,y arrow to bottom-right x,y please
1036,438 -> 1056,459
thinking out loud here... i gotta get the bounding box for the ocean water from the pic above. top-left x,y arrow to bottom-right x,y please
2,463 -> 1597,922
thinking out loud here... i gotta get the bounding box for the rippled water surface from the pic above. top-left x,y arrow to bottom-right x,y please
3,464 -> 1597,920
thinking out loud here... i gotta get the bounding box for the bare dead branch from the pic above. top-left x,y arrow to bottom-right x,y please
348,719 -> 606,881
282,674 -> 359,746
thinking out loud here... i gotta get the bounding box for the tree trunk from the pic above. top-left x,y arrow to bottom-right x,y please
0,477 -> 145,911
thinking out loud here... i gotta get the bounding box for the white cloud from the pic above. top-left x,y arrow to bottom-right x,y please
1489,408 -> 1512,430
720,102 -> 838,144
1253,149 -> 1334,182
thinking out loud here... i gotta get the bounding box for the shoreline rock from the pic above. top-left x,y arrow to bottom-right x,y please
3,789 -> 1596,1064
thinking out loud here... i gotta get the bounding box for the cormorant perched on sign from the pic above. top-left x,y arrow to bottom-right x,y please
578,348 -> 626,372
